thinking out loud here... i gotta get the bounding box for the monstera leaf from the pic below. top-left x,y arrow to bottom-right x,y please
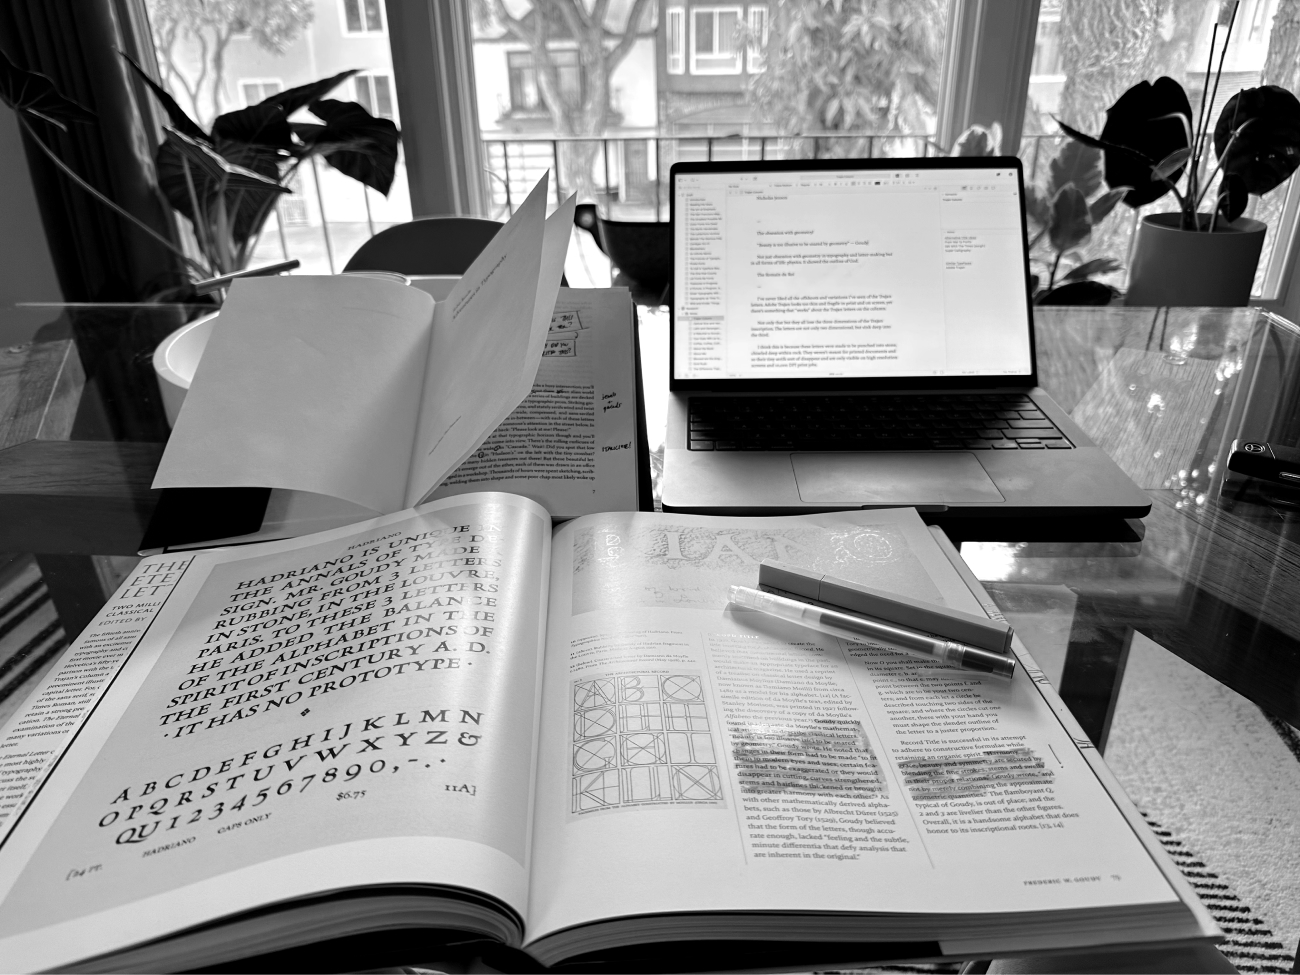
295,99 -> 399,195
0,47 -> 95,129
1214,86 -> 1300,196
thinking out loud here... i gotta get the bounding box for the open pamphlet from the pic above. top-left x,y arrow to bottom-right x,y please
153,175 -> 576,517
145,287 -> 647,552
0,500 -> 1217,971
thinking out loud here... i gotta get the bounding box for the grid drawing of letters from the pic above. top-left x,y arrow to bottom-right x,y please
571,674 -> 724,813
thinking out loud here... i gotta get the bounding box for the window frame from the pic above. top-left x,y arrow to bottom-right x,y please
238,79 -> 283,108
746,4 -> 767,74
689,5 -> 744,76
369,0 -> 1300,299
666,7 -> 686,75
339,0 -> 386,36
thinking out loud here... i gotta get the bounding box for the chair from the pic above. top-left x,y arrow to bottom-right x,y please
343,217 -> 504,275
574,203 -> 671,305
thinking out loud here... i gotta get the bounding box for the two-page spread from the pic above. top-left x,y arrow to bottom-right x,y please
0,500 -> 1216,971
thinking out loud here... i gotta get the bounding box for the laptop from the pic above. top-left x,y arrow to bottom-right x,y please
661,156 -> 1150,519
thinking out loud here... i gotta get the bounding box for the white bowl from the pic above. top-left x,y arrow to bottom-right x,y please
153,311 -> 218,427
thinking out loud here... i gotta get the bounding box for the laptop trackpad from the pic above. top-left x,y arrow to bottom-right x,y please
791,452 -> 1005,504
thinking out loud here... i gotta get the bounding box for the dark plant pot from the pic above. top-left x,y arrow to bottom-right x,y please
1125,212 -> 1266,307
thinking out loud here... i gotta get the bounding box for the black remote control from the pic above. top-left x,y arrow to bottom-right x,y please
1227,440 -> 1300,485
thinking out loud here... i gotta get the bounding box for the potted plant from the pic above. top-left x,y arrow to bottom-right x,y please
1057,11 -> 1300,307
0,48 -> 400,291
1025,140 -> 1127,305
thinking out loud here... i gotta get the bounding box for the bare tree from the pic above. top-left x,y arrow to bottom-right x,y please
147,0 -> 314,128
475,0 -> 653,201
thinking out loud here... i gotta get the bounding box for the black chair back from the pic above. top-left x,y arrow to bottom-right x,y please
575,204 -> 671,305
343,217 -> 503,275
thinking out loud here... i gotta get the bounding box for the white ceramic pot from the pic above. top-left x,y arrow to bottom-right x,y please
1125,212 -> 1267,307
153,311 -> 218,427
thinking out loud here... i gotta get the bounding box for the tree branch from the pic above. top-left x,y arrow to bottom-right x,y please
605,0 -> 651,68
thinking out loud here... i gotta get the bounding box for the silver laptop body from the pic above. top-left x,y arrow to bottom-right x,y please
661,157 -> 1150,519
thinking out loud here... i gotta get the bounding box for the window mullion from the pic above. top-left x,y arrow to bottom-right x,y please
937,0 -> 1040,152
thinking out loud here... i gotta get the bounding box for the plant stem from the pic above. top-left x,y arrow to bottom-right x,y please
1049,250 -> 1062,290
1200,2 -> 1240,228
20,116 -> 207,277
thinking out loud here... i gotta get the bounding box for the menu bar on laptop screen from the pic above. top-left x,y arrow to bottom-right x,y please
672,167 -> 1033,382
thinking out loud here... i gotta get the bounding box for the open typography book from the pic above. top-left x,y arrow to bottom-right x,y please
0,499 -> 1217,972
153,175 -> 576,518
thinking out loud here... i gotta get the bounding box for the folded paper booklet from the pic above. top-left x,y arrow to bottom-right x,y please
153,174 -> 577,519
0,500 -> 1217,971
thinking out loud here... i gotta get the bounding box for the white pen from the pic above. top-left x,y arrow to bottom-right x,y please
727,585 -> 1016,680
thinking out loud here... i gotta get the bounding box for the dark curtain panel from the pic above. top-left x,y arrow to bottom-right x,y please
0,0 -> 185,301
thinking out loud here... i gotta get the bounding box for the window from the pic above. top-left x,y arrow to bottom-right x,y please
355,73 -> 395,119
239,80 -> 282,107
506,49 -> 583,113
1029,14 -> 1062,79
746,5 -> 768,73
667,7 -> 685,75
690,6 -> 743,75
341,0 -> 384,35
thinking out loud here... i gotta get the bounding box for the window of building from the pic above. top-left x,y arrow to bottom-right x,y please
355,73 -> 395,119
507,49 -> 583,114
746,5 -> 768,73
1029,12 -> 1062,79
691,6 -> 743,75
341,0 -> 384,35
667,7 -> 686,75
239,80 -> 282,107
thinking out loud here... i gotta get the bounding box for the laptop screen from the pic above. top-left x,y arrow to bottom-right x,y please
671,163 -> 1034,385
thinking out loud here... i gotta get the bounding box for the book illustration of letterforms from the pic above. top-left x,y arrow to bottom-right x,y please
570,673 -> 723,815
571,522 -> 942,615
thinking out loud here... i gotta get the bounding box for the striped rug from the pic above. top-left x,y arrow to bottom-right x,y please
0,555 -> 67,732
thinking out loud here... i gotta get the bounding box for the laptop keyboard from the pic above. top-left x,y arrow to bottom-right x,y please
687,393 -> 1074,451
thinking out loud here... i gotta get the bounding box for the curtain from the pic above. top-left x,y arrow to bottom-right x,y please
0,0 -> 185,301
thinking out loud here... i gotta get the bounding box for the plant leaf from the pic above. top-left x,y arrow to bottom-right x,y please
1097,77 -> 1193,206
211,102 -> 294,150
263,70 -> 358,118
1217,172 -> 1248,223
1151,147 -> 1192,181
156,130 -> 286,247
1214,86 -> 1300,195
301,99 -> 399,195
1062,258 -> 1122,283
952,122 -> 1001,156
1024,184 -> 1051,228
1036,280 -> 1118,306
1088,187 -> 1129,225
118,51 -> 206,142
0,46 -> 95,129
1047,140 -> 1103,199
1048,183 -> 1092,254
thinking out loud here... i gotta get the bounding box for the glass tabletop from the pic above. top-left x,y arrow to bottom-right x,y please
1,301 -> 1298,747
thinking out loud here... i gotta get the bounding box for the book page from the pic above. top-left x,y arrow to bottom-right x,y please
430,288 -> 640,518
404,180 -> 573,507
525,510 -> 1179,944
0,495 -> 550,973
154,275 -> 434,514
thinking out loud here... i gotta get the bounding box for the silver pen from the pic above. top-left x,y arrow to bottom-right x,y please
727,585 -> 1016,680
